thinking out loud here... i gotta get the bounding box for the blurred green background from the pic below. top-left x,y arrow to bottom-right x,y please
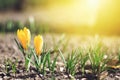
0,0 -> 51,34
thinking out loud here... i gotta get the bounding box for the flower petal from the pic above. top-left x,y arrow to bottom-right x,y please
34,35 -> 43,56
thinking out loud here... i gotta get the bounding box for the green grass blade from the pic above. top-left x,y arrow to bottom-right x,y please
51,54 -> 59,72
58,49 -> 66,64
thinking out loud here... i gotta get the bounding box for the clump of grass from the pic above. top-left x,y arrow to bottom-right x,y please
59,48 -> 88,76
4,58 -> 18,77
88,41 -> 108,79
76,48 -> 88,75
31,49 -> 59,75
65,50 -> 79,76
59,49 -> 79,76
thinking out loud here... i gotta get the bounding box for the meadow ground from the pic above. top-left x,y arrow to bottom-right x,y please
0,33 -> 120,80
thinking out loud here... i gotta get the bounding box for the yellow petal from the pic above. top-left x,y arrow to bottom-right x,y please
17,27 -> 31,50
34,35 -> 43,56
23,27 -> 31,44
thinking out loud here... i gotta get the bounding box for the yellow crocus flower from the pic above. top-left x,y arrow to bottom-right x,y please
17,27 -> 31,50
34,35 -> 43,56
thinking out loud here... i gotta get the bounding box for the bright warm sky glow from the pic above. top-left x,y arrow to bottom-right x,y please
33,0 -> 120,34
41,0 -> 101,26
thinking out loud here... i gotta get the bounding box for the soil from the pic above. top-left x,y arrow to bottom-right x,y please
0,33 -> 120,80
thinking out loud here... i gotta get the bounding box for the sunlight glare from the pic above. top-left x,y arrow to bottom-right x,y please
42,0 -> 101,27
86,0 -> 100,9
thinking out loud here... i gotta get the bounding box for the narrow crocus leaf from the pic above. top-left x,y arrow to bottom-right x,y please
51,53 -> 59,72
14,38 -> 25,56
58,49 -> 66,64
32,49 -> 39,66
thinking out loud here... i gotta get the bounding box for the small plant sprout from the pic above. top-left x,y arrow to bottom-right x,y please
32,35 -> 59,76
58,49 -> 78,77
15,27 -> 32,71
4,58 -> 17,77
4,59 -> 11,75
66,50 -> 79,76
32,35 -> 43,71
88,41 -> 108,79
77,48 -> 88,75
47,51 -> 59,73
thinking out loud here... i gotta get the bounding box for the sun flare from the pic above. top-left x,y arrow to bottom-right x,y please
86,0 -> 100,9
44,0 -> 101,26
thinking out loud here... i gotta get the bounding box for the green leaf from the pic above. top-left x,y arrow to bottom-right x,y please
47,51 -> 51,69
25,56 -> 31,71
14,38 -> 25,56
58,49 -> 66,64
32,49 -> 39,65
51,53 -> 59,72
